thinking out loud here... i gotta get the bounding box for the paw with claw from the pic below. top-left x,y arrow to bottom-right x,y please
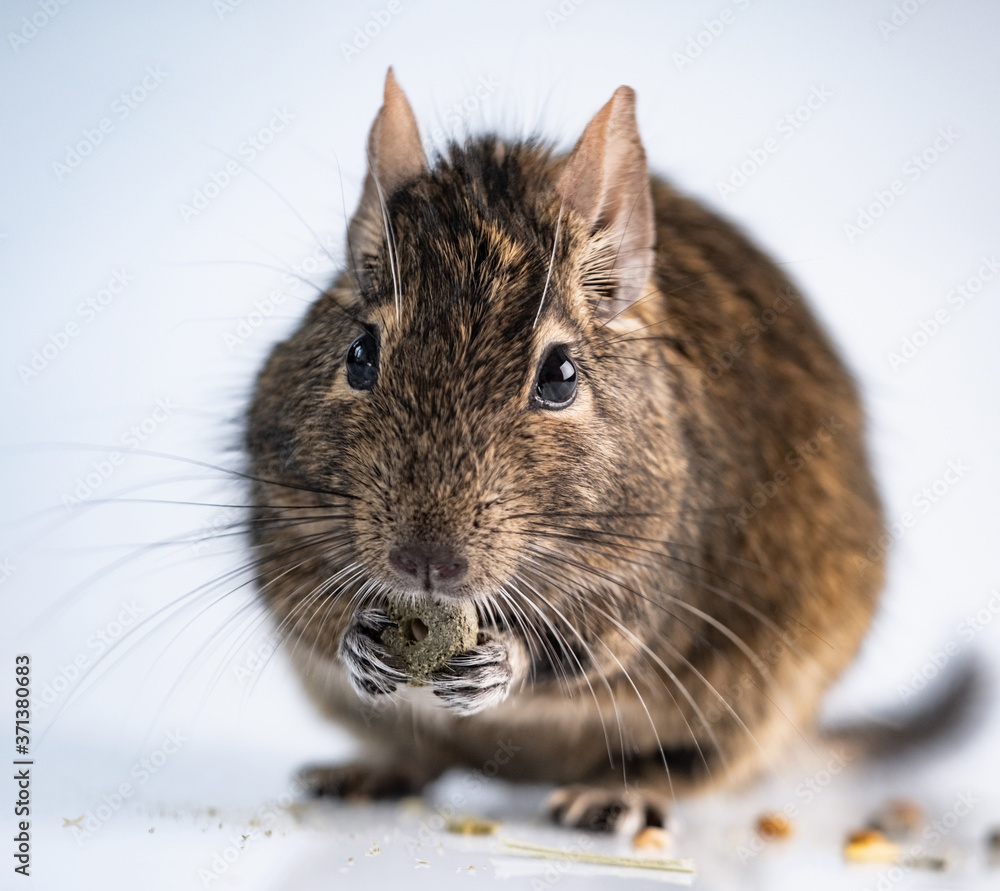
430,634 -> 514,716
547,784 -> 669,834
338,608 -> 407,700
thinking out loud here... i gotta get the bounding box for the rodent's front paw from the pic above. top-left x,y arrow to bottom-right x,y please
430,635 -> 513,715
338,608 -> 408,700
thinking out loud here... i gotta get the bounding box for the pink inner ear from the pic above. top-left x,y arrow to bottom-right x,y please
369,67 -> 428,195
347,68 -> 429,270
557,86 -> 655,319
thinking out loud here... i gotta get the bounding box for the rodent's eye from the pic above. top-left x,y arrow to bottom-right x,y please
534,345 -> 577,409
346,331 -> 379,390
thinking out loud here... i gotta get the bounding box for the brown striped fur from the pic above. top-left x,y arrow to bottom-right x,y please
245,71 -> 884,823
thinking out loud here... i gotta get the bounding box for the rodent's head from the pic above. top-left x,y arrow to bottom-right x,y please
247,71 -> 688,651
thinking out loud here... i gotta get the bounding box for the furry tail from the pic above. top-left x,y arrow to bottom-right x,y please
820,657 -> 988,758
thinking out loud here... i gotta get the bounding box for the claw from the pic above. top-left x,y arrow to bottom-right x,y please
431,638 -> 512,715
338,609 -> 408,700
546,785 -> 668,834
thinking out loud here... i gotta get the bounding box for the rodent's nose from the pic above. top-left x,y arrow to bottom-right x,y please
389,542 -> 468,591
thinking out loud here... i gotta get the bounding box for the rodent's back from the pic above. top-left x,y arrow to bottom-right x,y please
627,176 -> 884,781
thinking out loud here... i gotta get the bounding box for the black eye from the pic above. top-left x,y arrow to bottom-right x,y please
346,331 -> 379,390
534,345 -> 577,409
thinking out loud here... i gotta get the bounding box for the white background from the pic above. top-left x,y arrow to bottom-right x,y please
2,0 -> 999,888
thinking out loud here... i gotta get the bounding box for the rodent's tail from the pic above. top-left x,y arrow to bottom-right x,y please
819,657 -> 988,759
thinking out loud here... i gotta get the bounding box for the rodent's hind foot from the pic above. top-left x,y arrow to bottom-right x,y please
297,762 -> 431,801
546,785 -> 669,834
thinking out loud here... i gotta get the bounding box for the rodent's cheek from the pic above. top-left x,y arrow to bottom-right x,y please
525,384 -> 610,496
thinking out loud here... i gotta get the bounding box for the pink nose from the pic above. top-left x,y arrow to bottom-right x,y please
389,542 -> 468,590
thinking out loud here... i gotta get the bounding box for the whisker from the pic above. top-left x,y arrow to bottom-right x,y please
533,199 -> 563,329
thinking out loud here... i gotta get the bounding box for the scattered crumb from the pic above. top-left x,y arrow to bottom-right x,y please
207,808 -> 218,817
870,799 -> 926,838
264,829 -> 272,837
399,796 -> 425,814
347,858 -> 354,864
61,816 -> 84,828
446,815 -> 499,836
755,813 -> 793,841
286,801 -> 309,820
415,859 -> 429,868
844,829 -> 900,863
365,844 -> 381,857
902,854 -> 950,871
633,826 -> 672,850
249,817 -> 261,827
148,828 -> 154,834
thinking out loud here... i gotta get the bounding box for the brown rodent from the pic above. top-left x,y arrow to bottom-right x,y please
245,69 -> 884,831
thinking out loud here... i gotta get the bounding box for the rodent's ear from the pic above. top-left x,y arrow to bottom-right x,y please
558,86 -> 655,320
348,68 -> 428,278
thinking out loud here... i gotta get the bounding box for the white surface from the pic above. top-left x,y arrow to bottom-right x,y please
3,1 -> 999,889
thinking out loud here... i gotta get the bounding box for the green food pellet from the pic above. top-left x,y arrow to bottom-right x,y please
381,598 -> 478,681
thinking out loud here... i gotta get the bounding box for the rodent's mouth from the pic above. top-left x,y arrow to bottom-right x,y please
369,586 -> 494,627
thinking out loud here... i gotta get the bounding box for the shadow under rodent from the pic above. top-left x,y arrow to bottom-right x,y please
244,69 -> 885,831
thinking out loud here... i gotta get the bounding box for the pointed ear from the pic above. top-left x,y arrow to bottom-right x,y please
558,86 -> 655,319
348,68 -> 428,267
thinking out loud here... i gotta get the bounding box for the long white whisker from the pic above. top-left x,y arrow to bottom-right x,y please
533,199 -> 563,329
366,158 -> 401,323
